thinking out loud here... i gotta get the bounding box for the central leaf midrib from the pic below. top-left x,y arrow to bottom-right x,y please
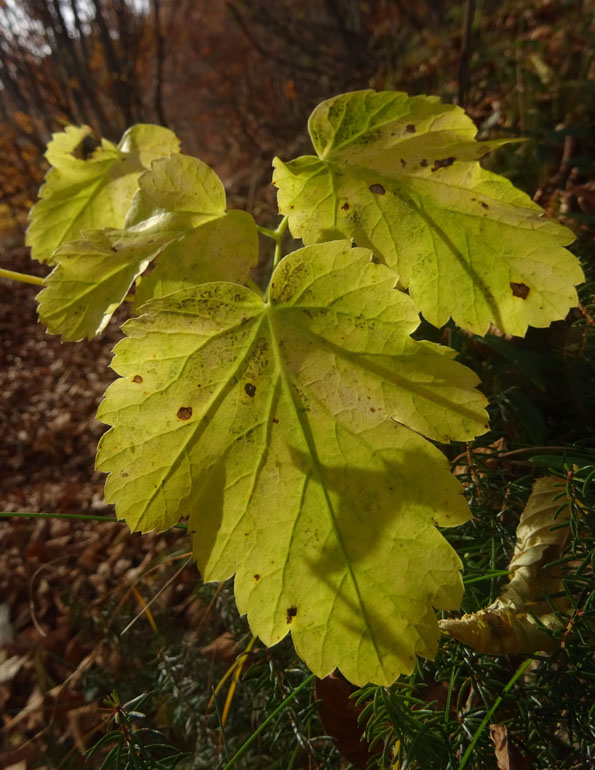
50,158 -> 120,249
266,309 -> 388,677
132,313 -> 266,517
323,160 -> 506,326
277,311 -> 483,428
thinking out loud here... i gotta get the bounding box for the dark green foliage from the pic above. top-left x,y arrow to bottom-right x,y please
86,692 -> 187,770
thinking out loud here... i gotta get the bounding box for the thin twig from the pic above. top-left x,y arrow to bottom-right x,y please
120,555 -> 193,636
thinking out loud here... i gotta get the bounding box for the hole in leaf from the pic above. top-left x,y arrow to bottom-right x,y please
177,406 -> 193,420
72,134 -> 100,159
244,382 -> 256,398
510,282 -> 530,299
431,156 -> 456,172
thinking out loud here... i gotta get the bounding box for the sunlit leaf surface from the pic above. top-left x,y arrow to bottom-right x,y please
37,155 -> 258,340
97,241 -> 488,685
273,90 -> 583,335
27,124 -> 180,263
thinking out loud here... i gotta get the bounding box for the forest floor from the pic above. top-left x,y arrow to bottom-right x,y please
0,249 -> 213,767
1,1 -> 594,767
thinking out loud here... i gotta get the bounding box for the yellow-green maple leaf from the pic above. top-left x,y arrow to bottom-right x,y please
37,155 -> 258,340
273,90 -> 583,336
27,124 -> 180,263
96,240 -> 488,685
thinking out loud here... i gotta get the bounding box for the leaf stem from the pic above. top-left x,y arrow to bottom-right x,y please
221,672 -> 315,769
255,225 -> 278,240
272,215 -> 289,269
456,656 -> 534,770
0,266 -> 45,287
256,215 -> 289,267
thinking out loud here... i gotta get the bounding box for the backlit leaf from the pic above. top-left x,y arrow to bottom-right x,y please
130,155 -> 259,305
36,155 -> 258,340
37,229 -> 173,341
96,240 -> 488,685
27,124 -> 180,263
273,90 -> 583,335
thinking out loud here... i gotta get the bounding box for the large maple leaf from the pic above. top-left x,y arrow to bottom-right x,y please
96,241 -> 488,685
273,90 -> 583,335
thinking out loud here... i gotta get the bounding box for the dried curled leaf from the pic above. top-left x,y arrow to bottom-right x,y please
440,476 -> 572,654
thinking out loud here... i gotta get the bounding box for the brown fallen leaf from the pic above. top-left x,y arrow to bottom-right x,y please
315,673 -> 376,770
441,476 -> 574,655
200,632 -> 240,664
490,723 -> 525,769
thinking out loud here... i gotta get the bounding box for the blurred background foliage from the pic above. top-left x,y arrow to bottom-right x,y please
0,0 -> 594,768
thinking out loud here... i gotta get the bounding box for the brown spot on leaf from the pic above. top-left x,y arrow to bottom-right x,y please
273,418 -> 279,424
110,245 -> 119,252
286,606 -> 298,623
177,406 -> 193,420
431,156 -> 456,172
132,374 -> 143,383
341,202 -> 350,210
510,282 -> 530,299
244,382 -> 256,398
369,183 -> 385,195
400,158 -> 406,168
420,159 -> 429,167
254,574 -> 260,581
480,201 -> 489,209
405,123 -> 416,133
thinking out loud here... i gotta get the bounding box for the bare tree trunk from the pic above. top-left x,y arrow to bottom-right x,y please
151,0 -> 168,126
